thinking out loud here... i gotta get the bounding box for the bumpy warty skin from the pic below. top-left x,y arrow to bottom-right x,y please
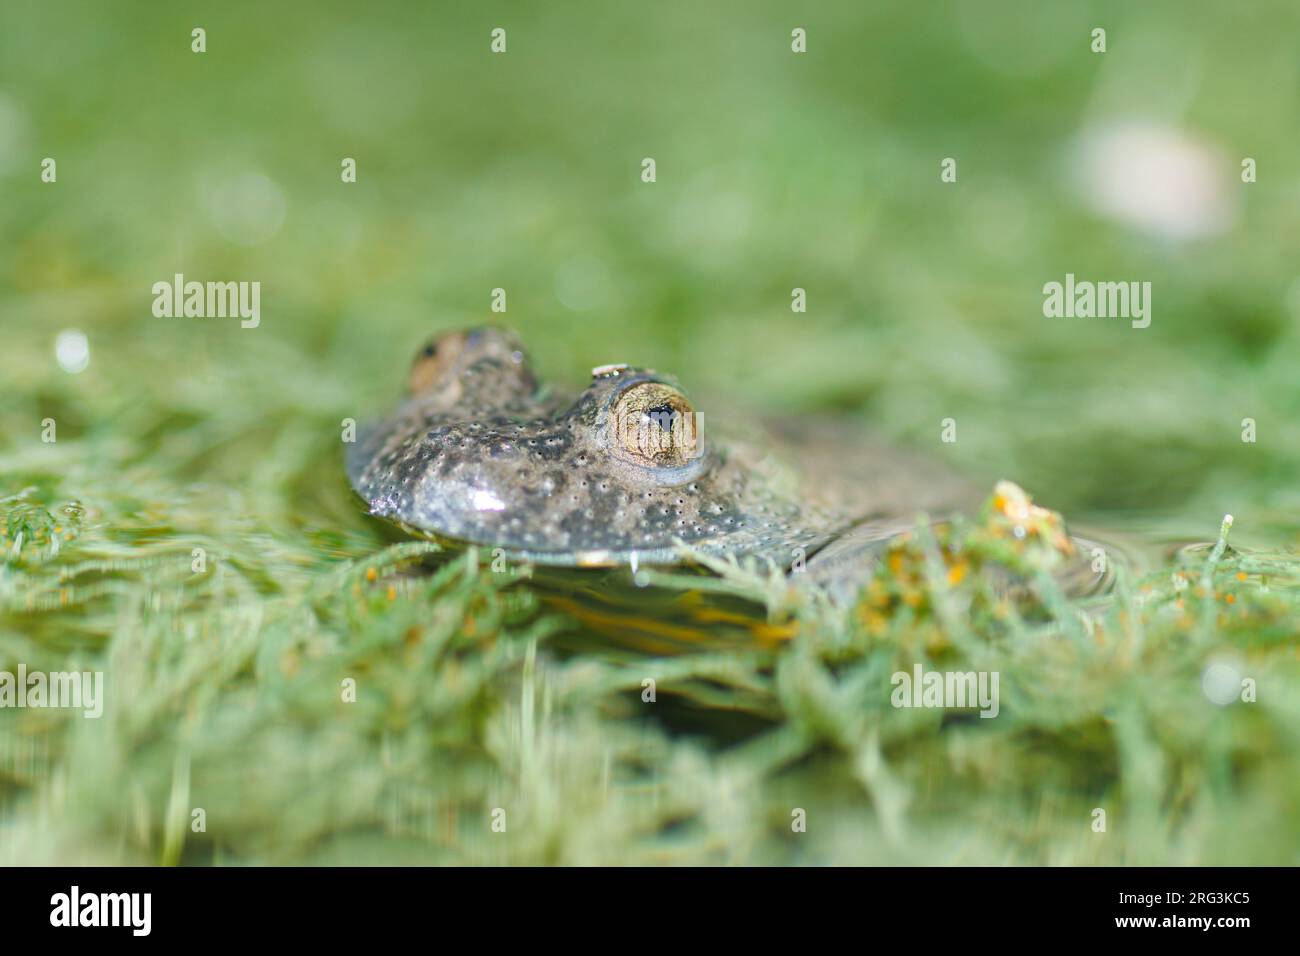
346,328 -> 839,567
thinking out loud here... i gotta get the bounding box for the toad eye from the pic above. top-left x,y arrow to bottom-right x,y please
409,331 -> 468,395
607,382 -> 703,468
408,327 -> 531,396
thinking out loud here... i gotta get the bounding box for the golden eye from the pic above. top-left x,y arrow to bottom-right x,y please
608,382 -> 703,468
409,331 -> 467,395
409,328 -> 531,397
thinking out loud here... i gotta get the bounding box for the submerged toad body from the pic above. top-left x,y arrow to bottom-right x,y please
347,327 -> 979,583
347,326 -> 1114,651
351,328 -> 824,566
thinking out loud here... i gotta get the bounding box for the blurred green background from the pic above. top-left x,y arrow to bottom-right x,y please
4,0 -> 1300,524
1,1 -> 1298,864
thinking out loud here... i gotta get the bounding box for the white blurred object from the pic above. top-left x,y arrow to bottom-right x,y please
55,329 -> 90,374
207,172 -> 286,246
1071,121 -> 1235,241
1201,658 -> 1242,707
